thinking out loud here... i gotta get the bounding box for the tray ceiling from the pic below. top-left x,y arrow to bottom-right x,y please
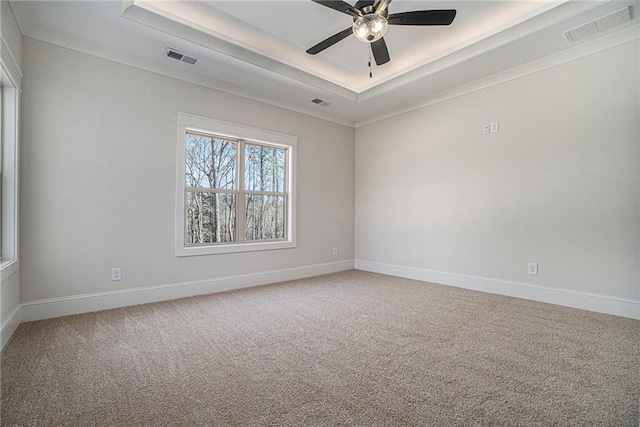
9,0 -> 639,126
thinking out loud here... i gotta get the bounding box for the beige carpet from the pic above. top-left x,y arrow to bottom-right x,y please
1,270 -> 638,426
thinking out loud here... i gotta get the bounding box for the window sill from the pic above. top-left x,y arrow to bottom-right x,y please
0,259 -> 19,280
176,240 -> 296,257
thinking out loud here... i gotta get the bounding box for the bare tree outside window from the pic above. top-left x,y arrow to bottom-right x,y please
185,134 -> 237,244
184,133 -> 288,247
245,144 -> 286,240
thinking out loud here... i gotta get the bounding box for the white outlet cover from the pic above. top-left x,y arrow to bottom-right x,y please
490,121 -> 499,133
483,124 -> 490,134
527,263 -> 538,275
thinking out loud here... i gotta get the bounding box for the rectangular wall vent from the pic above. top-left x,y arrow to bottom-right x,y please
564,6 -> 632,42
311,98 -> 330,107
164,48 -> 199,65
181,56 -> 198,65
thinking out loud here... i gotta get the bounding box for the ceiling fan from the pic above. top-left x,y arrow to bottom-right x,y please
306,0 -> 457,66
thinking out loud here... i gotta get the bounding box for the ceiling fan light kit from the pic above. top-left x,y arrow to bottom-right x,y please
307,0 -> 457,68
353,13 -> 389,42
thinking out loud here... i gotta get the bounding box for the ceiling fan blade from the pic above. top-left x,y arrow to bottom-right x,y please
310,0 -> 362,17
306,27 -> 353,55
388,10 -> 457,26
371,37 -> 390,65
354,0 -> 375,10
374,0 -> 392,15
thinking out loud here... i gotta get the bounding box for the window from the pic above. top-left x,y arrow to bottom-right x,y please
1,84 -> 3,259
176,113 -> 296,256
0,73 -> 19,273
1,84 -> 3,260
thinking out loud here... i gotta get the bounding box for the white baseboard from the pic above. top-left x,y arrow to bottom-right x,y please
21,260 -> 355,322
1,305 -> 21,350
355,260 -> 640,320
14,258 -> 639,326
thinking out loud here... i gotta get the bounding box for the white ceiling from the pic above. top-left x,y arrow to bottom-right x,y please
9,0 -> 640,126
195,0 -> 561,91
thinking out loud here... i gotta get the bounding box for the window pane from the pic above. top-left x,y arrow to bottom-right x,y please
245,195 -> 285,241
186,133 -> 236,189
186,192 -> 236,244
244,144 -> 285,192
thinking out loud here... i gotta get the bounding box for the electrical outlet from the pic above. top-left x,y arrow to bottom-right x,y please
490,121 -> 500,133
528,263 -> 538,275
332,247 -> 338,256
111,267 -> 122,281
483,124 -> 490,134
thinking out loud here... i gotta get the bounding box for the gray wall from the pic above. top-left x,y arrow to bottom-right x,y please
20,38 -> 355,302
356,41 -> 639,300
15,34 -> 640,316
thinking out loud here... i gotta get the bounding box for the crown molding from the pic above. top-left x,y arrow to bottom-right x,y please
356,23 -> 640,128
121,0 -> 609,100
22,36 -> 355,128
357,0 -> 607,101
0,36 -> 22,89
121,0 -> 359,101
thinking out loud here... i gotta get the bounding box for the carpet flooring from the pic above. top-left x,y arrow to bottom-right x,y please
1,270 -> 638,426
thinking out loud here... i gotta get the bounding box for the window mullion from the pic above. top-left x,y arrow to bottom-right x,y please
236,140 -> 246,242
244,190 -> 286,196
185,187 -> 236,194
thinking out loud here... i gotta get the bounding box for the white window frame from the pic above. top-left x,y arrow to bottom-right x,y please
175,113 -> 297,256
0,48 -> 20,277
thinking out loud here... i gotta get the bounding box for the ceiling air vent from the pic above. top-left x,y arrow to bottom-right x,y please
311,98 -> 330,107
564,6 -> 632,42
164,48 -> 199,65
